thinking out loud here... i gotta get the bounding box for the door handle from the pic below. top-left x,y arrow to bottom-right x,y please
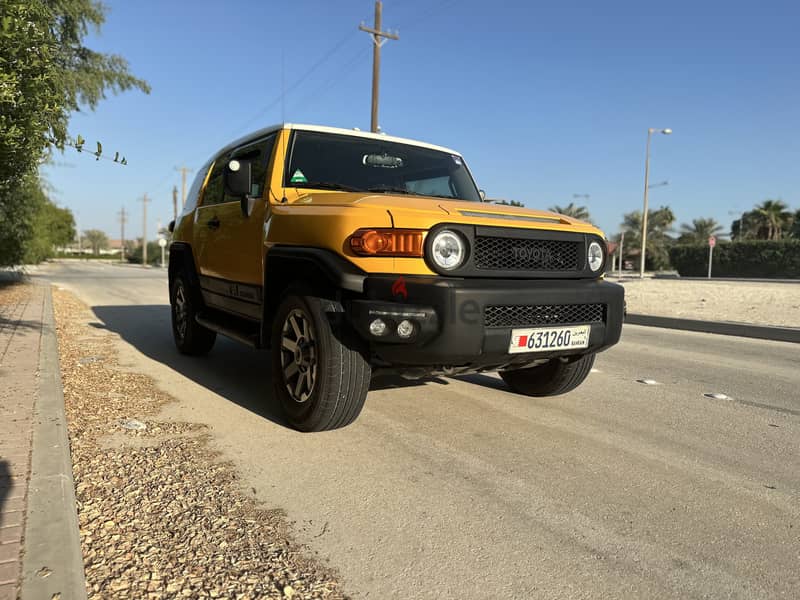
207,217 -> 220,230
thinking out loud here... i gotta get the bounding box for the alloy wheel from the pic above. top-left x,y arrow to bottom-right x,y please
174,283 -> 188,339
279,308 -> 318,403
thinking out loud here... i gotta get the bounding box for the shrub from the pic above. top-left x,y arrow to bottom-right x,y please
669,240 -> 800,278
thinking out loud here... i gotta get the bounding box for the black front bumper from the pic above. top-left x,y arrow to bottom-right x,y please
346,275 -> 624,369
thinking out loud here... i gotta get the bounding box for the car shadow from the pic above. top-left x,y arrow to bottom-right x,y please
0,459 -> 10,527
89,305 -> 459,430
92,305 -> 293,429
454,373 -> 508,392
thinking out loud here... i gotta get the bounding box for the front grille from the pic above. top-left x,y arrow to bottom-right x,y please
474,236 -> 581,271
484,303 -> 605,328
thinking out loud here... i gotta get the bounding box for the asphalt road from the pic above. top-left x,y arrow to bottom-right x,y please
35,261 -> 800,599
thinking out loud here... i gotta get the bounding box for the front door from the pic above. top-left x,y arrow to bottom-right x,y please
194,135 -> 277,316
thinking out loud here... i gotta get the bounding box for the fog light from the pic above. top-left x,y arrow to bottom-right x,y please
397,319 -> 415,338
369,318 -> 388,336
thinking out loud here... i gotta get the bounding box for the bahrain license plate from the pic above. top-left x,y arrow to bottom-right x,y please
508,325 -> 591,354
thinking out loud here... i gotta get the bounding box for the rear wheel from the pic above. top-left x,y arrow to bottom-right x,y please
271,293 -> 371,432
170,274 -> 216,355
500,354 -> 595,396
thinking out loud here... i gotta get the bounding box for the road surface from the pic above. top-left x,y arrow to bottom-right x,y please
34,261 -> 800,599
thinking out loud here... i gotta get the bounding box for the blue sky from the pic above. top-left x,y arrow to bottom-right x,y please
43,0 -> 800,240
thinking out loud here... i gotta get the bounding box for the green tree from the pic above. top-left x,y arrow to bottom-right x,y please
789,210 -> 800,239
24,196 -> 76,262
620,206 -> 675,271
127,239 -> 166,265
0,173 -> 74,264
754,199 -> 793,240
549,203 -> 592,223
0,175 -> 44,265
677,218 -> 724,244
82,229 -> 109,255
494,199 -> 525,207
731,209 -> 768,241
0,0 -> 149,265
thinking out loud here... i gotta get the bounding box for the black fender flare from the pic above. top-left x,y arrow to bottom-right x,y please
261,247 -> 367,346
168,242 -> 201,290
264,246 -> 366,294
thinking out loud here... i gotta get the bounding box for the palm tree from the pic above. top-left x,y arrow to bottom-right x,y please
678,218 -> 724,244
731,209 -> 768,240
790,210 -> 800,239
755,199 -> 792,240
548,202 -> 591,223
620,206 -> 675,271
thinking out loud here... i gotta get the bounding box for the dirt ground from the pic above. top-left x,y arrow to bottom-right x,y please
618,278 -> 800,327
53,288 -> 347,599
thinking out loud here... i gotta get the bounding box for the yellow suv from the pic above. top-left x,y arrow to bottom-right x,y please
168,124 -> 624,431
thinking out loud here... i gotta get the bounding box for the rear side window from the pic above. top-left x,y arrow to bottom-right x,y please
202,158 -> 227,206
182,160 -> 212,213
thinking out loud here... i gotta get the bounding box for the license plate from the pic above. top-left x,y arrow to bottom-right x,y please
508,324 -> 591,354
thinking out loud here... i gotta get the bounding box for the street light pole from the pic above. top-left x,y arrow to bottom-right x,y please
639,128 -> 672,278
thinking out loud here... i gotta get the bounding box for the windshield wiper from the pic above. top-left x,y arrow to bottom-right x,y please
298,181 -> 365,192
421,193 -> 459,200
367,186 -> 413,194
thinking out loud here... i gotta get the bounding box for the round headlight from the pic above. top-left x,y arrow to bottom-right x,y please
588,241 -> 604,272
430,230 -> 466,270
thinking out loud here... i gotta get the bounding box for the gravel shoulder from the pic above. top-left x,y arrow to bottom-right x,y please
53,288 -> 346,599
619,278 -> 800,328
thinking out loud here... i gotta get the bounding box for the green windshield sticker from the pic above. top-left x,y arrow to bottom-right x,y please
290,169 -> 307,184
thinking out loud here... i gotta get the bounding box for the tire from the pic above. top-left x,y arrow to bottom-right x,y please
271,293 -> 371,432
500,354 -> 595,397
170,273 -> 216,356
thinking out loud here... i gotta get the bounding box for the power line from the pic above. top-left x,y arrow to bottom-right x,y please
394,0 -> 459,31
292,45 -> 372,113
229,30 -> 359,137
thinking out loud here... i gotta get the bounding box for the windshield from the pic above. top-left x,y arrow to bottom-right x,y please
284,130 -> 482,202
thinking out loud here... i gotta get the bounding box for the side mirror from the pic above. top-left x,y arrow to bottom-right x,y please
479,189 -> 486,202
224,159 -> 253,218
167,220 -> 175,233
224,159 -> 252,198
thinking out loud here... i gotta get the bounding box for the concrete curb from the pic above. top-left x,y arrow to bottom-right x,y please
626,313 -> 800,344
21,286 -> 87,600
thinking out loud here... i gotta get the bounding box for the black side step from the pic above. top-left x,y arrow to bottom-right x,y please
196,314 -> 260,348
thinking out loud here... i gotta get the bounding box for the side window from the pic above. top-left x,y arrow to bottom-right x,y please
201,157 -> 227,206
182,159 -> 212,213
223,134 -> 277,204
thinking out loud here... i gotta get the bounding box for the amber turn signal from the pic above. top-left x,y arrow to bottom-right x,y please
349,229 -> 425,257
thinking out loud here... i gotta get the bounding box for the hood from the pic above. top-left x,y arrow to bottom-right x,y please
291,192 -> 602,235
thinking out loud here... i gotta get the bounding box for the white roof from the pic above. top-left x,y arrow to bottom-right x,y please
218,123 -> 462,158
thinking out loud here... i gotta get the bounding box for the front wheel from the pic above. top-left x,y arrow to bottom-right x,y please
170,274 -> 216,356
500,354 -> 595,397
271,294 -> 371,432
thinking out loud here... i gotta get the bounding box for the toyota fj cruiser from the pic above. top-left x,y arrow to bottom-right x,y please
168,124 -> 624,431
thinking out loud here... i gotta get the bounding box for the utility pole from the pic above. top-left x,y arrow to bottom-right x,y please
175,166 -> 192,207
117,206 -> 128,262
359,1 -> 398,133
139,194 -> 150,267
172,185 -> 178,221
76,215 -> 82,257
